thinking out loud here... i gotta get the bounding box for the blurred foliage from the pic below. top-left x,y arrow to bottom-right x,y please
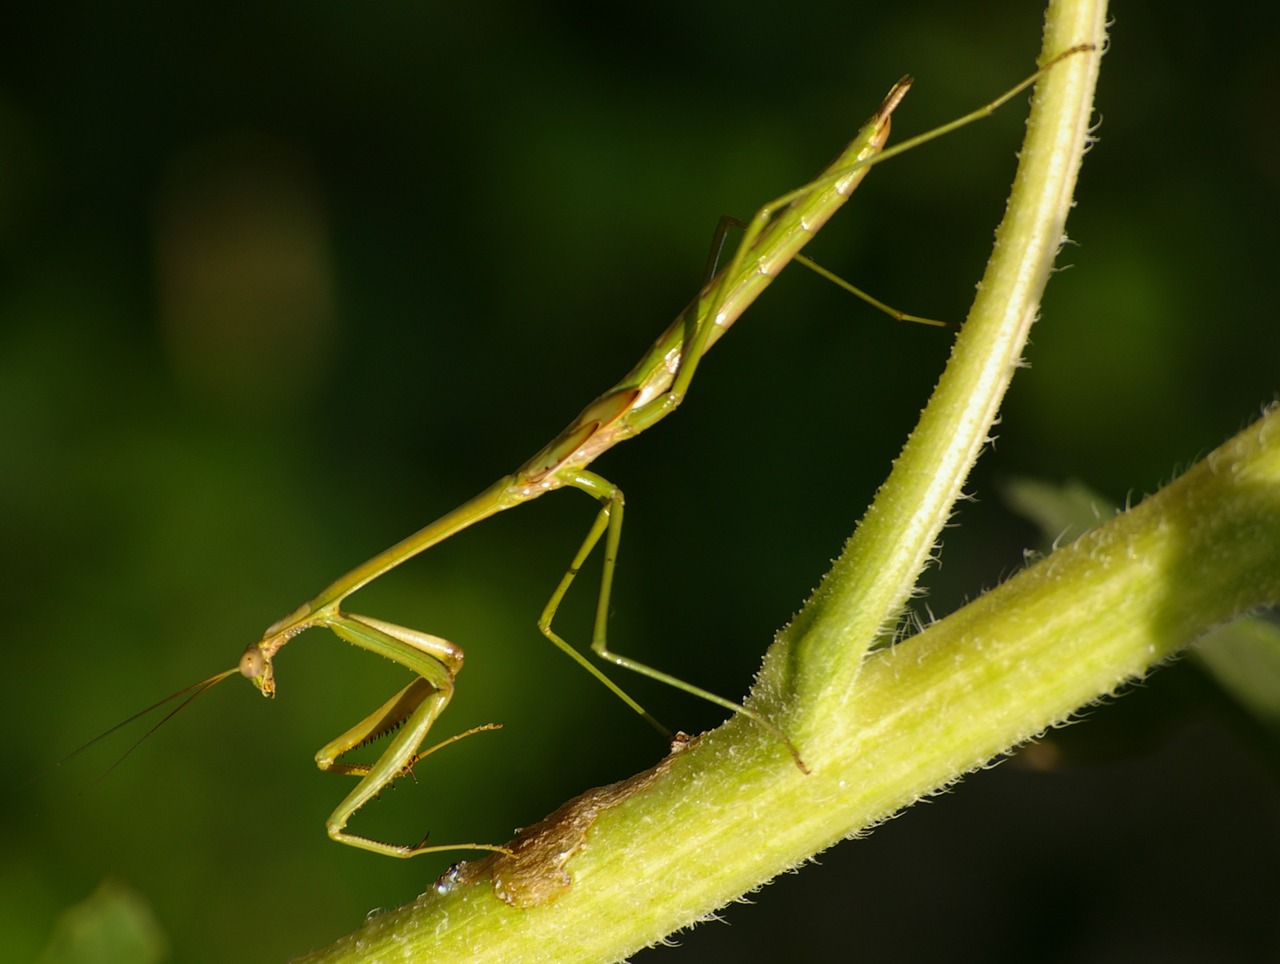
35,881 -> 166,964
3,2 -> 1278,962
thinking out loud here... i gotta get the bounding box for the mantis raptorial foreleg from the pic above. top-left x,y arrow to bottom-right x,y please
309,613 -> 510,857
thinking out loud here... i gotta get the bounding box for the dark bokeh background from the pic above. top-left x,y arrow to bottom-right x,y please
5,3 -> 1279,961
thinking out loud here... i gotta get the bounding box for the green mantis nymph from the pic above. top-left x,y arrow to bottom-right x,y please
88,47 -> 1090,859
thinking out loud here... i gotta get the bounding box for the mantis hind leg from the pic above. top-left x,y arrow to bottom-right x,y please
707,215 -> 954,331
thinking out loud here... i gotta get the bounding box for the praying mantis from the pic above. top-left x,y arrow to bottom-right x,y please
85,46 -> 1091,859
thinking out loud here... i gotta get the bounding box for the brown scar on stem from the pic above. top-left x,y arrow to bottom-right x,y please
439,732 -> 692,908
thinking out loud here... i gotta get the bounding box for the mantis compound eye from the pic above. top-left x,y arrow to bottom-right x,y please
238,646 -> 263,678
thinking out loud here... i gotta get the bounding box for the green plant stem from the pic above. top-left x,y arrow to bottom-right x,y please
777,3 -> 1106,739
292,2 -> 1280,960
298,402 -> 1280,962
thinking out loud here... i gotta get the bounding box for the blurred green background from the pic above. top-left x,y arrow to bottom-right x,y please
4,2 -> 1279,961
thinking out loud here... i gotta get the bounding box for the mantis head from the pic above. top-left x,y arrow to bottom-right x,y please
240,605 -> 315,698
239,642 -> 276,697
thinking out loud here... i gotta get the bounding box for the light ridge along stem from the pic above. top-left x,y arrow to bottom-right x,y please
302,1 -> 1118,960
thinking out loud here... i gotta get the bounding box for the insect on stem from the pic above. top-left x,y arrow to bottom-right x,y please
80,42 -> 1096,859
